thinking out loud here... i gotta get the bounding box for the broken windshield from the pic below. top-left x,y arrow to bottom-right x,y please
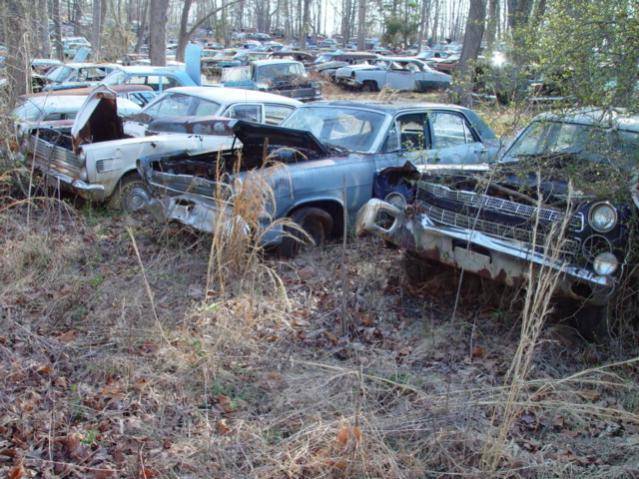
281,106 -> 386,152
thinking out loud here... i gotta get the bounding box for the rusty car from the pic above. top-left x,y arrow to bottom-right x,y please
357,108 -> 639,332
20,87 -> 301,212
137,101 -> 498,256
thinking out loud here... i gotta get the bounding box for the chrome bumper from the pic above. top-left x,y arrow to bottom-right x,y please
356,198 -> 615,297
43,170 -> 106,199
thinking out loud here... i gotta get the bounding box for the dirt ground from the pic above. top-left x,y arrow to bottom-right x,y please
1,90 -> 638,478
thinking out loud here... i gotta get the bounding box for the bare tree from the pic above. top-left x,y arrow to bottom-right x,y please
299,0 -> 310,48
485,0 -> 498,49
134,0 -> 149,53
357,0 -> 366,50
52,0 -> 64,60
6,0 -> 30,106
38,0 -> 51,57
92,0 -> 103,59
457,0 -> 487,105
176,0 -> 194,61
149,0 -> 169,65
176,0 -> 241,60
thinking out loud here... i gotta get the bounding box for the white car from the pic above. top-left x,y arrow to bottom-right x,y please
334,57 -> 451,92
123,86 -> 301,137
13,94 -> 141,138
23,87 -> 301,212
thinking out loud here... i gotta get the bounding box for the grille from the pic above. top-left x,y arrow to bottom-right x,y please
422,202 -> 581,257
419,182 -> 583,231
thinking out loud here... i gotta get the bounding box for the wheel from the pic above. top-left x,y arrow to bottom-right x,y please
276,207 -> 333,258
362,81 -> 378,92
401,251 -> 439,284
108,174 -> 150,213
557,300 -> 608,342
574,304 -> 608,341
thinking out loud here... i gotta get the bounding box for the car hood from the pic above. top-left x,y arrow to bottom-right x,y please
231,120 -> 331,158
70,86 -> 127,152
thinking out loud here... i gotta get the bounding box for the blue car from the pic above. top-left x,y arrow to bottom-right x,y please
221,59 -> 321,102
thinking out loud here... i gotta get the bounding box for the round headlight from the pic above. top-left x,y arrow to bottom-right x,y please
384,192 -> 407,210
593,252 -> 618,276
589,202 -> 617,233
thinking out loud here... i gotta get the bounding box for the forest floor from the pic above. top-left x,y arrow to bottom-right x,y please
1,90 -> 638,479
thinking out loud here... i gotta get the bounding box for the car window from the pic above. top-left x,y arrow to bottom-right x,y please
430,112 -> 474,148
264,104 -> 294,125
394,113 -> 429,151
193,98 -> 221,116
128,91 -> 156,107
143,93 -> 194,118
225,104 -> 262,122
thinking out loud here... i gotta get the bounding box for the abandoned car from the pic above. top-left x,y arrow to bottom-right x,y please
357,108 -> 639,324
334,57 -> 451,92
137,101 -> 497,255
312,52 -> 379,80
37,63 -> 120,91
221,59 -> 322,102
123,86 -> 301,136
13,94 -> 141,138
21,87 -> 301,212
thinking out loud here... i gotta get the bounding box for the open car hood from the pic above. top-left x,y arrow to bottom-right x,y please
70,86 -> 126,153
231,120 -> 331,157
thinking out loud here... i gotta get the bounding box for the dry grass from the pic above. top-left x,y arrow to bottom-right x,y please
1,93 -> 638,478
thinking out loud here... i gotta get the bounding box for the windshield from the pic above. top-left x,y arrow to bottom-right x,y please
255,63 -> 304,82
282,106 -> 386,152
101,70 -> 128,85
13,100 -> 44,121
46,66 -> 73,83
504,120 -> 639,169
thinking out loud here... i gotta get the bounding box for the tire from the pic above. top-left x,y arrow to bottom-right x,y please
574,304 -> 608,341
108,173 -> 150,213
401,251 -> 438,284
362,81 -> 378,92
277,207 -> 333,258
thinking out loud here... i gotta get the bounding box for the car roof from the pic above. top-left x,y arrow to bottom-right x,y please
534,108 -> 639,133
160,86 -> 303,107
118,65 -> 186,75
251,59 -> 303,67
300,100 -> 473,115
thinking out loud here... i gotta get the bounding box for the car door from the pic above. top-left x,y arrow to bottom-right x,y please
375,112 -> 431,171
384,62 -> 417,91
427,110 -> 487,164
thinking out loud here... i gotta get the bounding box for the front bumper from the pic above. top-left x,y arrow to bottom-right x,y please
43,170 -> 106,200
357,199 -> 615,302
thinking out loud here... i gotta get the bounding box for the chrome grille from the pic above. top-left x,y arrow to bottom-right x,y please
419,182 -> 583,231
423,203 -> 581,257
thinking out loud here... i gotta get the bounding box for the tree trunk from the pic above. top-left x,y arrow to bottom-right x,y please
431,0 -> 440,43
52,0 -> 64,60
530,0 -> 546,29
92,0 -> 102,60
37,0 -> 51,57
149,0 -> 169,65
417,0 -> 430,49
357,0 -> 366,50
485,0 -> 497,49
6,0 -> 30,106
176,0 -> 193,62
299,0 -> 310,48
457,0 -> 487,106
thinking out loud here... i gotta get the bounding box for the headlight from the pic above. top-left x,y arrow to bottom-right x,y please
593,252 -> 618,276
384,192 -> 407,210
589,202 -> 617,233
